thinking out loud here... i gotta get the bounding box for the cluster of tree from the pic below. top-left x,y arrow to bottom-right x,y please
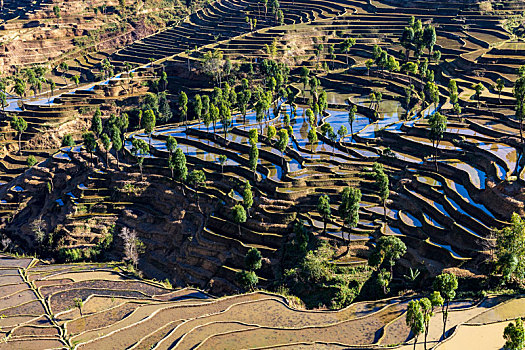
400,16 -> 439,60
236,247 -> 262,290
406,273 -> 458,349
316,186 -> 361,243
368,235 -> 406,295
280,221 -> 368,309
494,212 -> 525,286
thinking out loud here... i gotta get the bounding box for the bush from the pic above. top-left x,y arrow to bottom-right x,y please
245,248 -> 262,271
27,155 -> 37,168
236,270 -> 258,290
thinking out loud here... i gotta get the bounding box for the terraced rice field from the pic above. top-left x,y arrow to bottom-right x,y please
0,254 -> 523,349
2,0 -> 525,347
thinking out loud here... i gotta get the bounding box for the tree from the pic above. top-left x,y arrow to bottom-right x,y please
514,75 -> 525,143
172,148 -> 187,195
91,110 -> 103,136
503,318 -> 524,350
365,59 -> 374,76
249,143 -> 259,180
337,125 -> 347,144
243,180 -> 253,216
236,270 -> 258,290
427,292 -> 444,349
433,273 -> 458,340
428,112 -> 447,172
401,26 -> 415,59
339,38 -> 356,67
495,212 -> 525,284
238,88 -> 252,124
10,116 -> 27,155
406,300 -> 425,350
245,247 -> 262,271
100,133 -> 111,167
276,128 -> 288,159
496,78 -> 505,104
111,128 -> 123,169
188,170 -> 206,211
71,75 -> 80,87
166,136 -> 177,157
53,5 -> 61,26
375,167 -> 390,220
267,125 -> 276,141
119,227 -> 144,269
308,126 -> 318,155
27,155 -> 37,168
348,105 -> 357,140
0,91 -> 6,111
73,297 -> 83,318
179,91 -> 188,127
131,138 -> 149,179
419,298 -> 432,350
423,25 -> 437,56
142,109 -> 156,146
339,187 -> 361,243
473,82 -> 484,108
369,236 -> 407,276
317,194 -> 331,234
232,204 -> 247,236
193,94 -> 202,121
158,92 -> 172,122
82,132 -> 96,165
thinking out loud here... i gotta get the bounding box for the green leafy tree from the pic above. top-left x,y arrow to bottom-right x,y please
243,180 -> 253,216
339,187 -> 361,243
236,270 -> 258,291
267,125 -> 276,141
433,273 -> 458,340
27,155 -> 37,168
317,194 -> 332,234
472,82 -> 484,108
142,109 -> 156,146
514,74 -> 525,143
369,236 -> 406,275
111,128 -> 123,169
276,128 -> 288,159
232,204 -> 247,236
188,170 -> 206,211
496,78 -> 505,104
375,168 -> 390,220
131,138 -> 149,179
249,143 -> 259,180
503,318 -> 524,350
10,116 -> 28,155
245,247 -> 262,271
82,132 -> 96,165
172,148 -> 187,195
62,134 -> 74,147
91,110 -> 103,136
406,300 -> 425,350
100,133 -> 111,167
193,94 -> 202,121
496,213 -> 525,284
166,136 -> 177,157
347,104 -> 357,140
179,91 -> 188,126
308,126 -> 318,155
428,112 -> 447,172
339,38 -> 356,67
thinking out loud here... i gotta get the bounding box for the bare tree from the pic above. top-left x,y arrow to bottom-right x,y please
30,217 -> 47,247
0,236 -> 11,252
119,227 -> 144,269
